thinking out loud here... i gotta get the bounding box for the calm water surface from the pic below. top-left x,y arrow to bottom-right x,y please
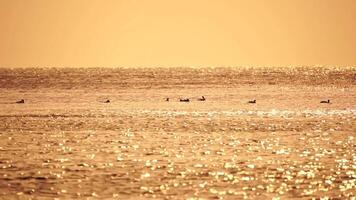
0,67 -> 355,199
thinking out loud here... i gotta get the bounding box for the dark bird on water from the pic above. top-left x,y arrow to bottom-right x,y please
16,99 -> 25,104
166,98 -> 170,101
248,99 -> 256,104
180,98 -> 190,102
198,96 -> 206,101
320,99 -> 330,104
104,100 -> 110,103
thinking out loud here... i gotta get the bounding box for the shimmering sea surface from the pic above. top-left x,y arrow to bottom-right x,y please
0,67 -> 355,199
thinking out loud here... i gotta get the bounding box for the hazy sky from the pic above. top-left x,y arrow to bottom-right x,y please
0,0 -> 355,68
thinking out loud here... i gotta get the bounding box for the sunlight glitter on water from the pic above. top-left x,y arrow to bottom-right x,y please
0,67 -> 355,199
139,109 -> 356,117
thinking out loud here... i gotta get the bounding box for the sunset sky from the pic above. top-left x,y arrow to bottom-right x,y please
0,0 -> 355,68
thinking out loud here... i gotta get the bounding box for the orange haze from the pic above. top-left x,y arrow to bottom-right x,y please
0,0 -> 356,68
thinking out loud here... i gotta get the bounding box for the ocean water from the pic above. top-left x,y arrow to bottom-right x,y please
0,67 -> 355,199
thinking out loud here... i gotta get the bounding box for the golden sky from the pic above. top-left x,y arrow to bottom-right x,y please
0,0 -> 355,67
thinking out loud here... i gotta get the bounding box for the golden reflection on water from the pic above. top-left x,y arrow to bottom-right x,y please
0,67 -> 355,199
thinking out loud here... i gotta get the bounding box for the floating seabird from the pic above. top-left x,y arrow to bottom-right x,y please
16,99 -> 25,104
198,96 -> 206,101
320,99 -> 330,103
248,99 -> 256,104
179,98 -> 190,102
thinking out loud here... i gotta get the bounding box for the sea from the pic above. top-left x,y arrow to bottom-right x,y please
0,67 -> 355,199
